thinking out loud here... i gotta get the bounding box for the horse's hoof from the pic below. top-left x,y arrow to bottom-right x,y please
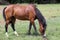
5,32 -> 9,37
14,31 -> 19,36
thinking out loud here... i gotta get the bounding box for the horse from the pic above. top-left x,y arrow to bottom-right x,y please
3,4 -> 47,37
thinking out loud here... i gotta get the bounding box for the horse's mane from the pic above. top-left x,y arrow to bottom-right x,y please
35,8 -> 47,29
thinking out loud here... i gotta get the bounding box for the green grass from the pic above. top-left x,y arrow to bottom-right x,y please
0,4 -> 60,40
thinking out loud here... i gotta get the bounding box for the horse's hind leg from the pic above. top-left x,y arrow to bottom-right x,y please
11,17 -> 19,36
11,22 -> 19,36
5,20 -> 10,37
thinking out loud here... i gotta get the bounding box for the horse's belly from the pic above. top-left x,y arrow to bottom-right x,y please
16,16 -> 29,20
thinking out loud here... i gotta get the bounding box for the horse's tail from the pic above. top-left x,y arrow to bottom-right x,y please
3,7 -> 7,21
35,8 -> 47,29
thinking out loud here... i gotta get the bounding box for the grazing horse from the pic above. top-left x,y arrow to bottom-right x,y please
3,4 -> 47,37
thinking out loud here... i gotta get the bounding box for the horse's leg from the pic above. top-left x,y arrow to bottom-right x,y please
11,22 -> 19,36
5,20 -> 10,37
11,18 -> 19,36
32,22 -> 38,34
33,22 -> 37,32
28,22 -> 32,34
38,21 -> 46,37
30,18 -> 37,34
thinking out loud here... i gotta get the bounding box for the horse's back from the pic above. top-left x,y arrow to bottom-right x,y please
13,4 -> 36,20
4,4 -> 36,20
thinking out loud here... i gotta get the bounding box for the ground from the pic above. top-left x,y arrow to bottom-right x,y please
0,4 -> 60,40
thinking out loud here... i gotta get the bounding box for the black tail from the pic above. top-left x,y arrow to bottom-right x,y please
35,8 -> 47,29
3,7 -> 7,21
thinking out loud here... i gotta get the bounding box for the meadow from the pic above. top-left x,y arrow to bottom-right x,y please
0,4 -> 60,40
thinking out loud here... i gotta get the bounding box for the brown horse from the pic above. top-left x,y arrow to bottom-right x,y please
3,4 -> 47,37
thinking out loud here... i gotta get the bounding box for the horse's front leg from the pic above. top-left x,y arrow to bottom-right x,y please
30,18 -> 37,34
28,22 -> 32,35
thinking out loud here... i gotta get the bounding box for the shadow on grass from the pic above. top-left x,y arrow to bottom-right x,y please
18,32 -> 48,40
18,32 -> 40,36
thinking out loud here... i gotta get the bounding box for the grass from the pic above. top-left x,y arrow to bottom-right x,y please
0,4 -> 60,40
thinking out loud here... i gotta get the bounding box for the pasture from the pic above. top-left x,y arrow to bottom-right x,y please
0,4 -> 60,40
